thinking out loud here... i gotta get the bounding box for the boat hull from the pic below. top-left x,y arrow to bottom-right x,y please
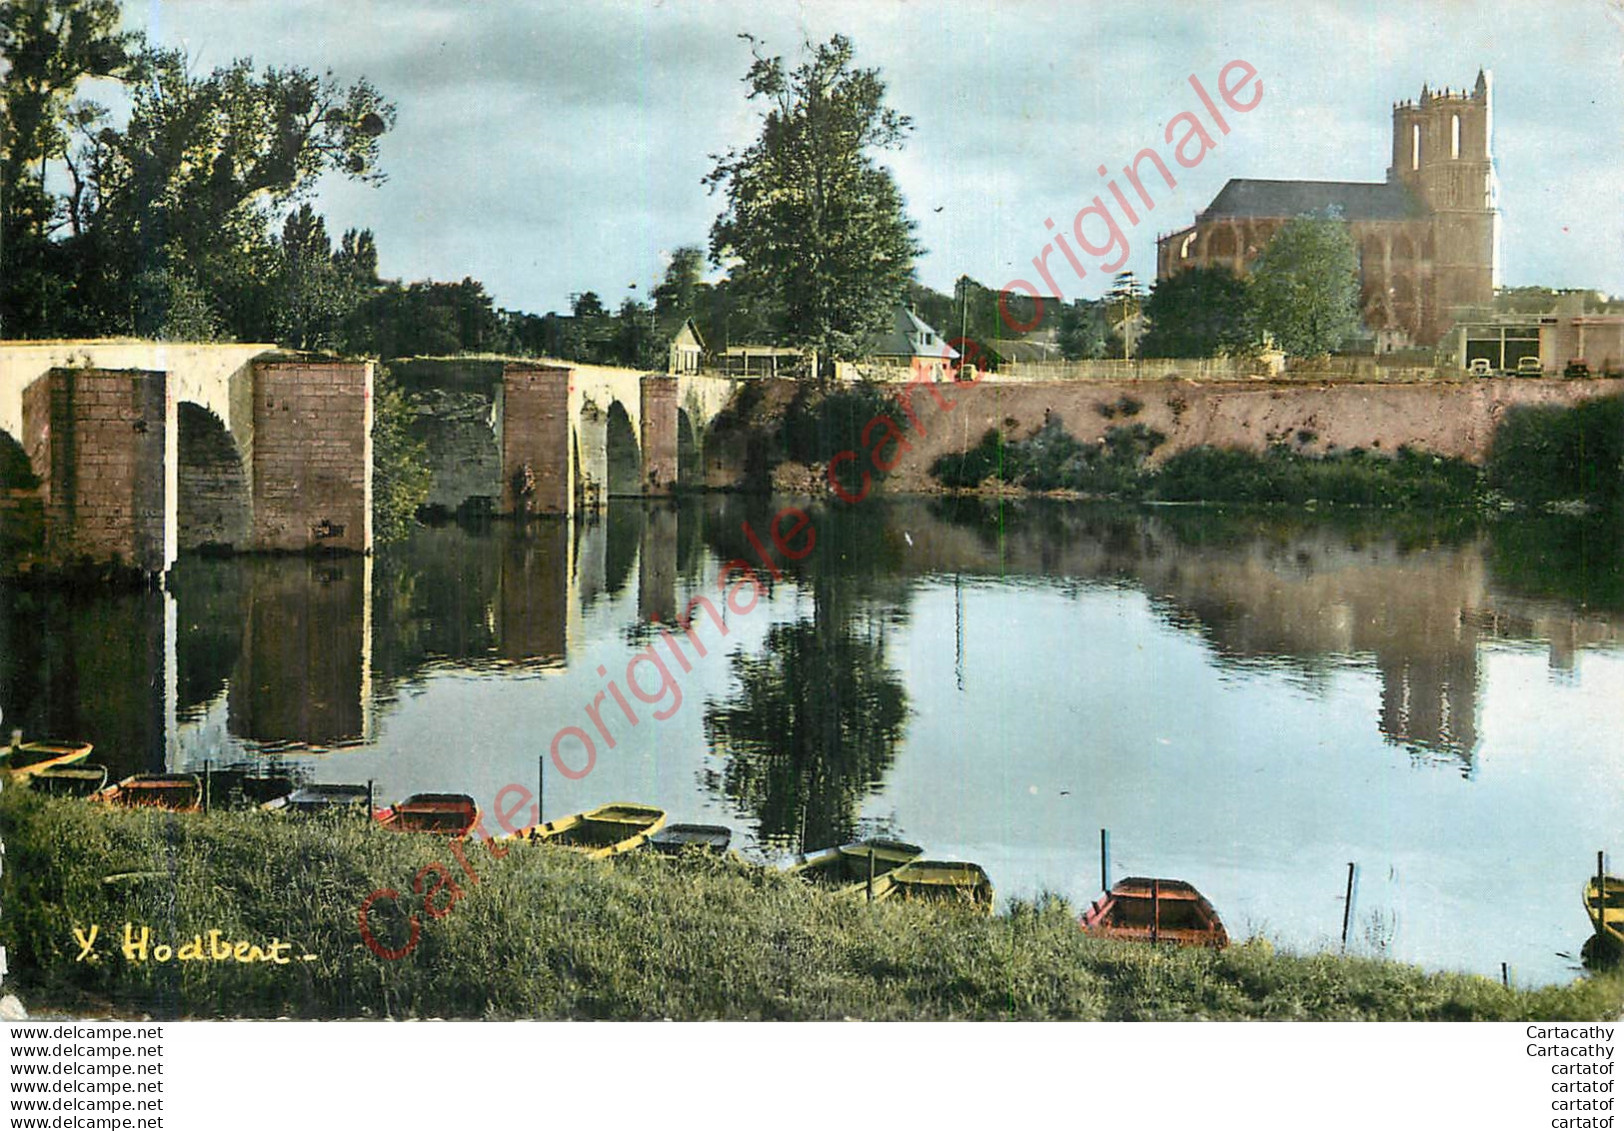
4,740 -> 94,781
30,764 -> 109,798
268,784 -> 373,814
91,775 -> 203,813
783,838 -> 925,894
1584,875 -> 1623,953
648,823 -> 732,855
871,860 -> 995,911
375,793 -> 480,838
1080,877 -> 1230,949
512,803 -> 667,858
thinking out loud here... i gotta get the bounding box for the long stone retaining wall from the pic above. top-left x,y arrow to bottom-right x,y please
870,376 -> 1624,491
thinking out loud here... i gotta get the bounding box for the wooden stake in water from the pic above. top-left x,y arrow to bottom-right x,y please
1100,828 -> 1110,894
203,760 -> 211,813
538,754 -> 545,829
867,847 -> 876,903
366,779 -> 374,816
1341,863 -> 1357,952
1501,962 -> 1509,988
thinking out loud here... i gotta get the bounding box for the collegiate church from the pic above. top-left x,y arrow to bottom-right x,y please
1156,71 -> 1499,348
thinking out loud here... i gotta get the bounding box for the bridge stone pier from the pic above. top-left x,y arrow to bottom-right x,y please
397,357 -> 739,518
0,342 -> 373,576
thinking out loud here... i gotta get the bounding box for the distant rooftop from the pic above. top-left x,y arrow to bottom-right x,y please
1199,178 -> 1426,223
869,305 -> 958,360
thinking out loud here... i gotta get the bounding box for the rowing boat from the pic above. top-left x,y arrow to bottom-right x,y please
266,783 -> 373,814
30,763 -> 109,798
648,823 -> 732,855
91,774 -> 203,812
782,837 -> 924,893
511,803 -> 666,858
3,738 -> 93,780
374,793 -> 480,838
871,859 -> 995,911
1079,877 -> 1230,948
201,769 -> 296,809
1584,874 -> 1623,955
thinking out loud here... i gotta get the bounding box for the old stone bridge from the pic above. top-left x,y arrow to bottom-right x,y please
0,342 -> 740,576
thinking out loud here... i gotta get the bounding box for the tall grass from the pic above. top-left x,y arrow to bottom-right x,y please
2,789 -> 1618,1020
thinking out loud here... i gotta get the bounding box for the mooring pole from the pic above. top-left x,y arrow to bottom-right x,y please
1341,862 -> 1357,952
203,759 -> 211,813
1598,850 -> 1608,934
1501,962 -> 1510,988
1100,828 -> 1110,894
538,754 -> 546,830
366,779 -> 374,816
867,847 -> 876,903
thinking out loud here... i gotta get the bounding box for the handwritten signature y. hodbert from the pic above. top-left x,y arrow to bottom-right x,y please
73,924 -> 317,965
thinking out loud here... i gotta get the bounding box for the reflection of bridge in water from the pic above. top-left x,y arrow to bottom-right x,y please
3,498 -> 1618,777
0,502 -> 701,777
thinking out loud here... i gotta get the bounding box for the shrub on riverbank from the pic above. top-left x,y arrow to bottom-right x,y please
931,421 -> 1480,508
1155,445 -> 1481,506
1486,395 -> 1622,509
2,789 -> 1617,1020
781,382 -> 905,497
931,419 -> 1165,496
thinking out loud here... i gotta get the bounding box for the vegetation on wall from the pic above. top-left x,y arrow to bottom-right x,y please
1485,395 -> 1622,509
370,366 -> 433,542
931,418 -> 1166,496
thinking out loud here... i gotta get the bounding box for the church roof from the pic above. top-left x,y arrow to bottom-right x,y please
1199,178 -> 1426,223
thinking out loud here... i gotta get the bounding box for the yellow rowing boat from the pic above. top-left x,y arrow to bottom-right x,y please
871,860 -> 995,912
510,803 -> 666,859
1584,874 -> 1623,954
782,837 -> 924,896
2,738 -> 93,781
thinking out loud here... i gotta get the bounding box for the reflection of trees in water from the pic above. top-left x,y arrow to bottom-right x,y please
926,496 -> 1498,770
697,496 -> 916,850
703,614 -> 907,852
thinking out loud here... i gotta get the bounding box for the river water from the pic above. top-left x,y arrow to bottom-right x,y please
3,496 -> 1620,986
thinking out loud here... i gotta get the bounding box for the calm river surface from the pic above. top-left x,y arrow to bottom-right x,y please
4,497 -> 1621,986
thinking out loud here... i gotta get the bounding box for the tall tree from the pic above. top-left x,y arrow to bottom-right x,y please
652,245 -> 704,321
1058,300 -> 1109,360
705,34 -> 919,368
0,0 -> 137,333
74,47 -> 394,338
1104,270 -> 1144,359
1140,266 -> 1259,358
1248,212 -> 1360,358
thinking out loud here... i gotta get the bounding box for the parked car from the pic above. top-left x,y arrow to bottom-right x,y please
1516,356 -> 1544,376
1565,360 -> 1592,379
1467,358 -> 1493,377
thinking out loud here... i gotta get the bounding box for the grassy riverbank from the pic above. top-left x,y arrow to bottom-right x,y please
2,789 -> 1618,1020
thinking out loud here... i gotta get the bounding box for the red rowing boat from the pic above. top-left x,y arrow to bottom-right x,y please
373,793 -> 479,838
1079,877 -> 1230,948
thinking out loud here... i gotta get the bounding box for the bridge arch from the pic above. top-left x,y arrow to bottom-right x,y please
0,427 -> 44,558
177,402 -> 250,551
605,400 -> 641,497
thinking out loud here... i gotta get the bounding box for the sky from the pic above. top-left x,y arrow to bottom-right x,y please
119,0 -> 1624,316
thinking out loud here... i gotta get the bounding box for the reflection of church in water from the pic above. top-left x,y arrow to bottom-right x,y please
1375,632 -> 1479,768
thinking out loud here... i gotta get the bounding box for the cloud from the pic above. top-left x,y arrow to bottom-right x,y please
126,0 -> 1624,309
